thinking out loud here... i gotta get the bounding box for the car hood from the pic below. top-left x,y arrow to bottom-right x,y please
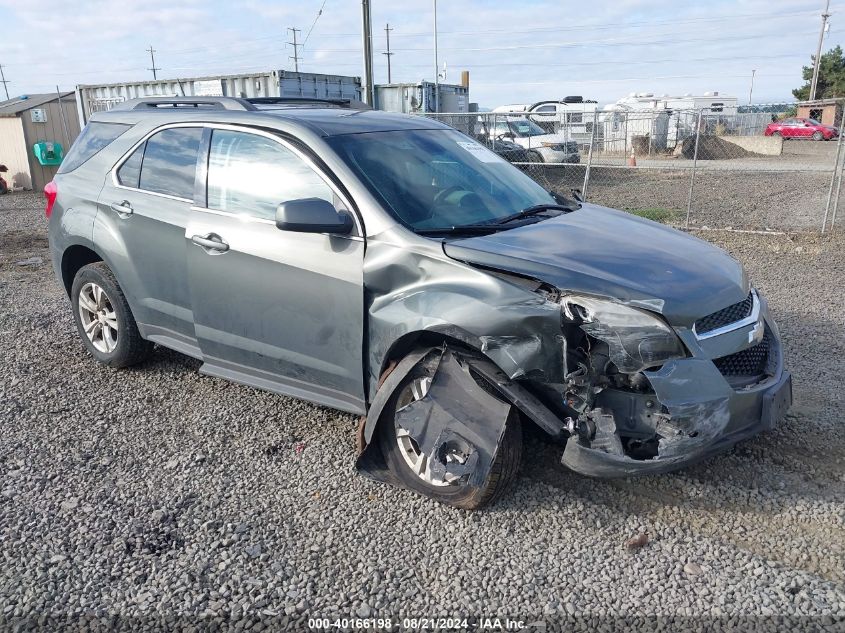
442,204 -> 748,326
518,133 -> 571,147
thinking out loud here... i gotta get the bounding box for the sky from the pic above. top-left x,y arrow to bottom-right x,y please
0,0 -> 842,108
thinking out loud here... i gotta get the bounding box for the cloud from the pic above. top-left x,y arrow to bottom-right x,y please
0,0 -> 834,105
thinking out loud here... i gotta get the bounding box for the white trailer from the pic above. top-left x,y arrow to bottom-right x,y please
600,91 -> 739,152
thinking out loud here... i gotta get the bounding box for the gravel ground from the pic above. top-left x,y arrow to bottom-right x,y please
532,165 -> 836,232
1,191 -> 844,631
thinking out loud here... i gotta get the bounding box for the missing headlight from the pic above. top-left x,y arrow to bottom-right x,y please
561,295 -> 687,373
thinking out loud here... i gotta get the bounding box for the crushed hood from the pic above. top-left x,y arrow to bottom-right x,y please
442,204 -> 748,326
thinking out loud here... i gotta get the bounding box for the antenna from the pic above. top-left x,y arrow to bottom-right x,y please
146,46 -> 161,80
383,24 -> 394,83
288,27 -> 302,72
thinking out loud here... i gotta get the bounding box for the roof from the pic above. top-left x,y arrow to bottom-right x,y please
261,108 -> 450,136
96,97 -> 451,136
0,92 -> 74,117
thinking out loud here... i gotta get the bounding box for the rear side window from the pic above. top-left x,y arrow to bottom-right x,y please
138,127 -> 202,200
57,122 -> 130,174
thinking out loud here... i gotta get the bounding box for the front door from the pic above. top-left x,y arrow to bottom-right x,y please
185,127 -> 366,413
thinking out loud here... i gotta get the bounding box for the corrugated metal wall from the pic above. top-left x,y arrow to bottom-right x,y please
20,96 -> 81,191
0,117 -> 31,189
76,72 -> 279,124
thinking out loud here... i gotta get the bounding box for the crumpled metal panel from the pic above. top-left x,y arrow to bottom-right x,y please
394,348 -> 512,487
364,232 -> 566,398
356,346 -> 512,494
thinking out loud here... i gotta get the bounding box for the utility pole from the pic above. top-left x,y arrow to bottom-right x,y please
748,69 -> 756,105
146,46 -> 160,80
383,24 -> 394,84
0,65 -> 9,100
433,0 -> 439,113
810,0 -> 831,101
288,27 -> 302,72
361,0 -> 374,105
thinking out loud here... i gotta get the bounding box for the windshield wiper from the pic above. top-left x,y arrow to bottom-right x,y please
414,224 -> 505,236
495,203 -> 578,225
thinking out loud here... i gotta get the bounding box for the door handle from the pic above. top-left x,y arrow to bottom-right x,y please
191,233 -> 229,253
109,200 -> 133,216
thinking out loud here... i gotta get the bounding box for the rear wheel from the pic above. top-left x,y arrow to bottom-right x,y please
526,150 -> 544,163
378,362 -> 522,510
71,262 -> 153,368
812,131 -> 824,141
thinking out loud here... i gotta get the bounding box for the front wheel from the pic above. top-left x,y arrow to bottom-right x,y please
378,363 -> 522,510
71,262 -> 153,368
526,150 -> 544,163
812,131 -> 824,141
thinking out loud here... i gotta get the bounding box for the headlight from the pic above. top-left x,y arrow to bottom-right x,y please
561,294 -> 686,373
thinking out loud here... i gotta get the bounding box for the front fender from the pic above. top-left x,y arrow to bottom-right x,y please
364,235 -> 566,402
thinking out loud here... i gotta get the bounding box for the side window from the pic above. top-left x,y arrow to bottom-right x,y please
535,105 -> 555,113
57,122 -> 131,174
117,142 -> 144,188
138,127 -> 203,200
207,129 -> 334,221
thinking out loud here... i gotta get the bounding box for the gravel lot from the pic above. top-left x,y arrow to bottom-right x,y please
1,191 -> 844,631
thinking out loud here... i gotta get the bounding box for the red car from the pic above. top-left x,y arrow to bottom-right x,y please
765,117 -> 839,140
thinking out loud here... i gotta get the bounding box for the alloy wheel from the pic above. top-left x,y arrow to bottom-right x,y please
394,376 -> 467,487
77,282 -> 119,354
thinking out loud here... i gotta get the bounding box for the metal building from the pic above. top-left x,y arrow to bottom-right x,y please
0,92 -> 80,191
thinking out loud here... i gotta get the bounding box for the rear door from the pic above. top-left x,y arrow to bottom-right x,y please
185,126 -> 366,413
97,125 -> 203,352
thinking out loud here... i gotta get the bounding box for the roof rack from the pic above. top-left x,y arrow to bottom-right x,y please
117,97 -> 257,112
246,97 -> 371,110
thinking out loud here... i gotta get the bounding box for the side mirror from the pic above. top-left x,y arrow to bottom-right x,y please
275,198 -> 353,235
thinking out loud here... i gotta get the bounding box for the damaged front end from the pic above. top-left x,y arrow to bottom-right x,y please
556,291 -> 791,477
357,345 -> 534,506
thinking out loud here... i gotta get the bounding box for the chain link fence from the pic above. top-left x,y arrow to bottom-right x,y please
421,101 -> 845,233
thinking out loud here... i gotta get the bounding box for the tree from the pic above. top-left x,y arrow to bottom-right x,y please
793,45 -> 845,100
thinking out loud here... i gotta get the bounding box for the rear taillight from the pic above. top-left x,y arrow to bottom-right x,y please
44,181 -> 57,218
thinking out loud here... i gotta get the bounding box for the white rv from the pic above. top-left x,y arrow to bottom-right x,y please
600,91 -> 739,153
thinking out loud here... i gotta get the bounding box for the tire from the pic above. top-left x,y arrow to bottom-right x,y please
771,131 -> 782,137
812,131 -> 824,141
378,360 -> 522,510
71,262 -> 153,368
527,150 -> 544,163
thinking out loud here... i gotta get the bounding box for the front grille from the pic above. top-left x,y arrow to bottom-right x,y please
713,330 -> 771,377
548,142 -> 578,153
695,291 -> 754,335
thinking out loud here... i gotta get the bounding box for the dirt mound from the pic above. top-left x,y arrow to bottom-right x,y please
679,135 -> 759,160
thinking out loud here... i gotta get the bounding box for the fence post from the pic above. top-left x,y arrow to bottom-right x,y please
581,110 -> 598,199
684,108 -> 704,229
822,101 -> 845,233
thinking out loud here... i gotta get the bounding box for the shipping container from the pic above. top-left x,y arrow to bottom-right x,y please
374,81 -> 469,114
75,70 -> 362,126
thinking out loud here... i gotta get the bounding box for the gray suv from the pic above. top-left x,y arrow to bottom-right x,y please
47,97 -> 791,509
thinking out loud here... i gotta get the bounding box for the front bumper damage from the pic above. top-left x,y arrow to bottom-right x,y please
561,361 -> 792,477
560,295 -> 792,477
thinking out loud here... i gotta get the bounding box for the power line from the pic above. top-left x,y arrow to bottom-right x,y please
0,65 -> 10,100
383,23 -> 394,83
287,27 -> 302,72
146,45 -> 160,80
303,0 -> 328,46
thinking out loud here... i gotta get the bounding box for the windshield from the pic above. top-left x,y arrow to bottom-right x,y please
328,129 -> 558,231
806,118 -> 822,125
508,119 -> 546,137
